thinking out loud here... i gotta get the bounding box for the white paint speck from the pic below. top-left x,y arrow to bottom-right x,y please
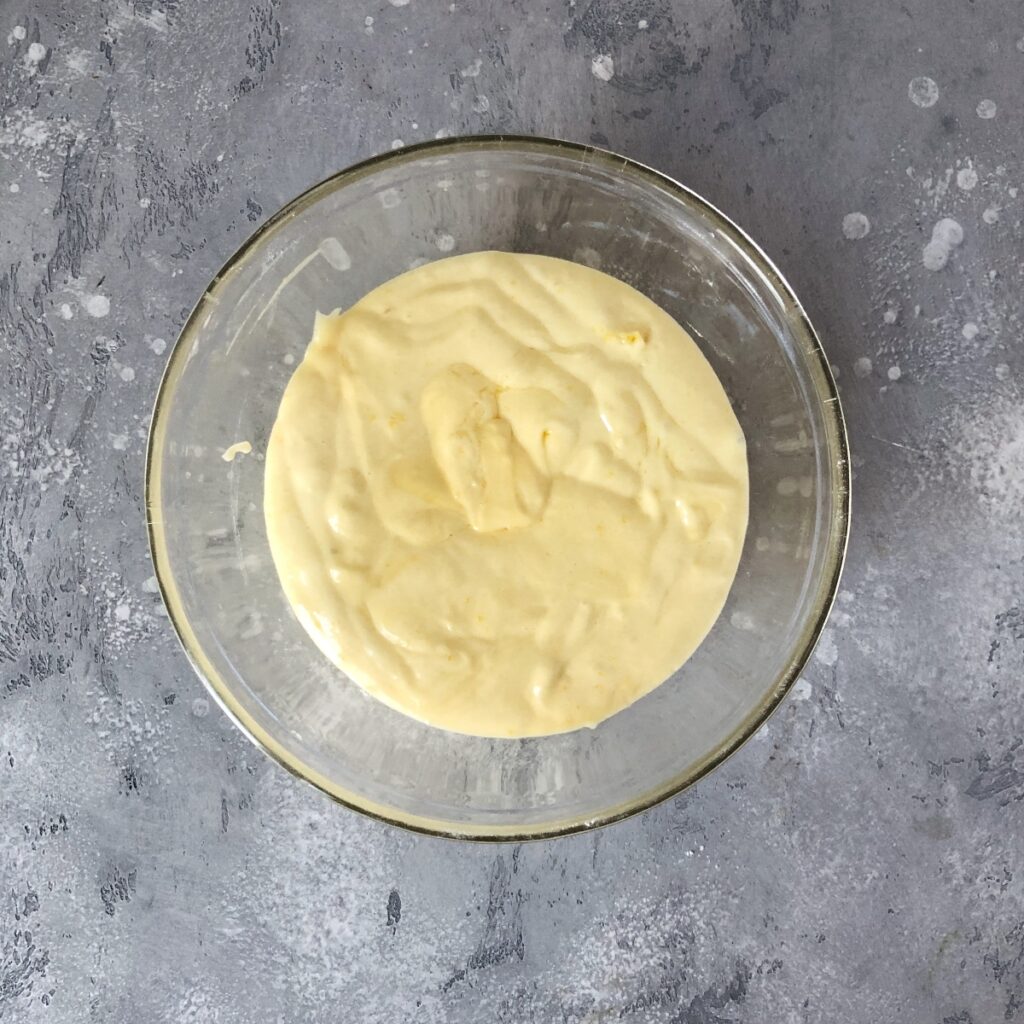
389,0 -> 410,5
854,357 -> 873,378
110,434 -> 129,451
142,575 -> 160,594
119,366 -> 135,383
955,395 -> 1024,522
956,167 -> 978,191
27,41 -> 46,64
434,232 -> 455,252
961,322 -> 979,340
282,353 -> 295,365
814,629 -> 838,667
139,196 -> 151,208
149,337 -> 166,354
433,128 -> 449,139
471,94 -> 490,114
638,19 -> 648,29
84,293 -> 110,318
460,58 -> 482,78
982,205 -> 1000,224
8,183 -> 19,193
591,54 -> 615,82
58,302 -> 73,320
12,115 -> 50,149
883,308 -> 897,324
364,15 -> 373,26
908,76 -> 939,108
8,25 -> 26,44
792,678 -> 813,701
390,139 -> 405,150
191,697 -> 210,717
922,240 -> 947,270
319,237 -> 351,271
114,603 -> 131,622
887,365 -> 902,381
922,217 -> 963,271
841,212 -> 870,239
976,99 -> 997,119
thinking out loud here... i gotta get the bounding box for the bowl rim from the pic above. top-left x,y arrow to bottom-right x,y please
146,133 -> 851,842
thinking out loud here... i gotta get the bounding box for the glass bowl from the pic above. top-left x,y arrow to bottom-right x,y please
147,135 -> 849,840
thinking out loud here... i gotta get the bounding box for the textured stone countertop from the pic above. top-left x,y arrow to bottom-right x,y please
2,2 -> 1023,1021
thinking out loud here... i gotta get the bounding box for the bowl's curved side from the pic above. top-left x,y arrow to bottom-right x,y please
146,134 -> 851,841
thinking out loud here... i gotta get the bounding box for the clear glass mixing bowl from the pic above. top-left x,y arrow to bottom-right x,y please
147,136 -> 849,839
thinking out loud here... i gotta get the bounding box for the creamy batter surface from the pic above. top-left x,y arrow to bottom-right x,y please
264,252 -> 748,737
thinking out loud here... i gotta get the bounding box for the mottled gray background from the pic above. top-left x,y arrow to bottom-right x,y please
2,1 -> 1023,1020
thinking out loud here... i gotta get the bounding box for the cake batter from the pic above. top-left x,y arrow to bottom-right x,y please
264,252 -> 748,737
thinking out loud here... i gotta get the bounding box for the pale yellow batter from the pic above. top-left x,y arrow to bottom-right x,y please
264,252 -> 748,738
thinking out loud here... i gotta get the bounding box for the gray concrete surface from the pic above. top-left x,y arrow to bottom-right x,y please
2,1 -> 1023,1020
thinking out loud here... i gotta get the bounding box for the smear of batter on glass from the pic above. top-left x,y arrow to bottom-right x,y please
265,252 -> 748,737
221,441 -> 252,462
